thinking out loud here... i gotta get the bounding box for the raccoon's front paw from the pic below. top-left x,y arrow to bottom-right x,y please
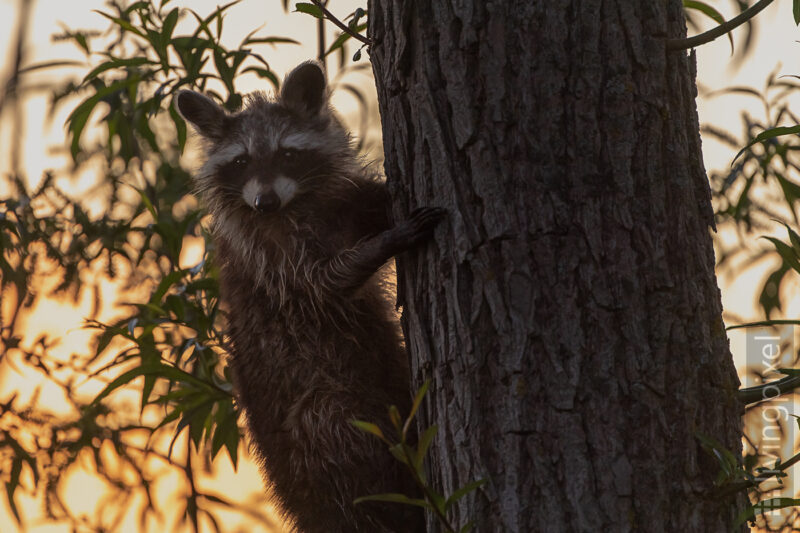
387,207 -> 447,253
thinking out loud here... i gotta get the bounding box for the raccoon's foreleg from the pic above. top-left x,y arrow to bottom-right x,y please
315,207 -> 446,293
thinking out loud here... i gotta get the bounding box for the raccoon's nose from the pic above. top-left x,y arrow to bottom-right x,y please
254,191 -> 281,213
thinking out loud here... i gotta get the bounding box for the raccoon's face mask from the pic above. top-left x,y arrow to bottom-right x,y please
175,61 -> 344,214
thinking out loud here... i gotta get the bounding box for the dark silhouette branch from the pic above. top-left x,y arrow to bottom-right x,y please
309,0 -> 371,46
667,0 -> 775,51
737,374 -> 800,405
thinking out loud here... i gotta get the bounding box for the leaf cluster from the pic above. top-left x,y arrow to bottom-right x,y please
352,381 -> 486,533
702,69 -> 800,318
0,0 -> 302,530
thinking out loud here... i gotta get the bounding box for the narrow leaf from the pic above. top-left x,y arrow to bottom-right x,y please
17,60 -> 83,74
294,2 -> 324,18
764,236 -> 800,273
783,223 -> 800,254
682,1 -> 734,53
243,36 -> 300,46
415,424 -> 438,470
403,380 -> 429,437
735,498 -> 800,527
353,493 -> 431,509
162,7 -> 179,41
325,23 -> 367,56
733,125 -> 800,164
445,479 -> 488,511
350,420 -> 385,440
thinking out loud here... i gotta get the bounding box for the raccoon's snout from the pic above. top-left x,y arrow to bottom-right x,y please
242,176 -> 298,213
254,192 -> 281,213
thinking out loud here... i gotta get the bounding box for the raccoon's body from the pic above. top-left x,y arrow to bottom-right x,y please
176,62 -> 442,533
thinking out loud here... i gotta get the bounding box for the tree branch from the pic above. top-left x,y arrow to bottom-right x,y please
667,0 -> 775,51
737,374 -> 800,405
309,0 -> 371,46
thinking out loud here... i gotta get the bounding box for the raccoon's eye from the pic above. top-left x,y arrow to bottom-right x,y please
280,149 -> 298,162
232,154 -> 249,167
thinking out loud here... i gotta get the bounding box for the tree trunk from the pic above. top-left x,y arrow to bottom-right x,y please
369,1 -> 744,532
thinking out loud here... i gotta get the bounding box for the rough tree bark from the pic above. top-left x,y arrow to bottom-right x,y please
369,1 -> 744,531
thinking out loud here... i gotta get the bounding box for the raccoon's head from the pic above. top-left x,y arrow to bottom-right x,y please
175,62 -> 353,216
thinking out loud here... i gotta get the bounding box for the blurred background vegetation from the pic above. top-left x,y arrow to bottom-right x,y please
2,0 -> 800,531
0,0 -> 375,531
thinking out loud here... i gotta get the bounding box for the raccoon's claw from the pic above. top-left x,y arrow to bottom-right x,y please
388,207 -> 447,252
407,207 -> 447,234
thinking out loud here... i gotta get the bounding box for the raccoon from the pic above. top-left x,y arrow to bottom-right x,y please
175,62 -> 443,532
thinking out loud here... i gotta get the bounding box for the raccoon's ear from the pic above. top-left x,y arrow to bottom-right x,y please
280,62 -> 328,116
175,90 -> 228,140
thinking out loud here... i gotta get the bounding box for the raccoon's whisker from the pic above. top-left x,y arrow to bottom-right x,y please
330,174 -> 360,189
296,162 -> 328,181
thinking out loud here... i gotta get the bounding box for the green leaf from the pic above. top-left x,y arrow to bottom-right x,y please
211,402 -> 238,461
682,1 -> 734,53
733,125 -> 800,164
17,60 -> 84,74
136,187 -> 157,218
460,521 -> 476,533
6,463 -> 23,512
783,223 -> 800,254
91,362 -> 228,406
241,66 -> 279,88
350,420 -> 385,440
188,399 -> 214,448
295,2 -> 324,18
430,490 -> 447,514
353,493 -> 431,509
93,10 -> 146,37
82,57 -> 153,84
388,405 -> 402,433
388,443 -> 410,466
2,435 -> 37,486
415,424 -> 438,470
325,23 -> 367,56
184,277 -> 217,293
735,497 -> 800,527
764,236 -> 800,273
758,263 -> 789,318
162,8 -> 179,42
243,36 -> 300,46
445,479 -> 487,511
141,374 -> 156,413
403,380 -> 429,437
151,269 -> 185,304
776,175 -> 800,211
125,1 -> 150,15
66,78 -> 134,160
795,0 -> 800,25
223,414 -> 240,468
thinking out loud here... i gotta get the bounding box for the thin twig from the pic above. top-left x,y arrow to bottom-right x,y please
309,0 -> 371,46
317,0 -> 327,69
398,442 -> 458,533
667,0 -> 775,51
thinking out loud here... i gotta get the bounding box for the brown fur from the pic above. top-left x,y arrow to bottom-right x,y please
176,62 -> 442,532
